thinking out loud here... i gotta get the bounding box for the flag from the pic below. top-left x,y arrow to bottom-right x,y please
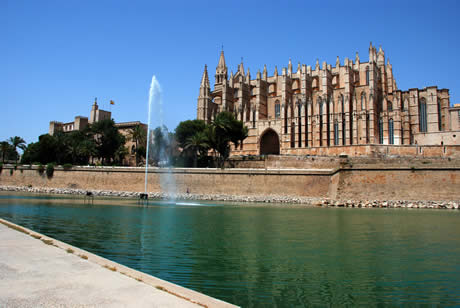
110,100 -> 115,105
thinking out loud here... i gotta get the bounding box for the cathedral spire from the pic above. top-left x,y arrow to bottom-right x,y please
288,58 -> 292,75
263,64 -> 267,80
217,50 -> 226,70
336,56 -> 340,67
215,50 -> 228,84
274,65 -> 278,77
200,65 -> 210,88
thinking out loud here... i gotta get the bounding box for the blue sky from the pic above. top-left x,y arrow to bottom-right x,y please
2,0 -> 459,145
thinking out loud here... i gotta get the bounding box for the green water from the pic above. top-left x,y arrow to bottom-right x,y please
1,193 -> 459,306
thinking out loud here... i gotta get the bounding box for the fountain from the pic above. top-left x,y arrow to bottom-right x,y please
144,75 -> 176,202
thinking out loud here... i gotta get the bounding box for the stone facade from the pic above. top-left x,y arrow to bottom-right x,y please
48,99 -> 147,166
197,44 -> 460,155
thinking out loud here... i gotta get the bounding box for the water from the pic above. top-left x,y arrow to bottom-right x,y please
144,75 -> 176,198
1,193 -> 460,307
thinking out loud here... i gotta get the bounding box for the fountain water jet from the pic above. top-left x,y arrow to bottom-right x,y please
144,75 -> 176,201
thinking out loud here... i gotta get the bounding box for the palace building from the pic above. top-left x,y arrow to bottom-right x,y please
49,99 -> 147,166
197,43 -> 460,156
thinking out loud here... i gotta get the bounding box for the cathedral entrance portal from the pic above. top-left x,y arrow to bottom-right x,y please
260,129 -> 280,155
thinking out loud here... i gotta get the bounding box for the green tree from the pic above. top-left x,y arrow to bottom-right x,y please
207,112 -> 248,168
175,119 -> 207,148
91,119 -> 125,165
65,131 -> 86,164
8,136 -> 26,164
0,141 -> 11,163
184,131 -> 209,167
78,139 -> 97,165
128,125 -> 147,166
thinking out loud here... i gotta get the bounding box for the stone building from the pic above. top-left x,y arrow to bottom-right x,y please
197,44 -> 459,156
49,99 -> 147,166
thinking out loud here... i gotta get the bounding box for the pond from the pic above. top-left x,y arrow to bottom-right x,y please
1,192 -> 459,307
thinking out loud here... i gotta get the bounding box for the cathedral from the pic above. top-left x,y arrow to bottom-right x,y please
197,43 -> 459,156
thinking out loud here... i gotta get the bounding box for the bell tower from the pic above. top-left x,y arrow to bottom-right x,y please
215,50 -> 228,85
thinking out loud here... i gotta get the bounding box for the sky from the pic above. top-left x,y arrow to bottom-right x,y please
2,0 -> 460,145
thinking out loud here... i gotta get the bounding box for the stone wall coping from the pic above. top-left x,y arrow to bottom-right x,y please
6,165 -> 338,176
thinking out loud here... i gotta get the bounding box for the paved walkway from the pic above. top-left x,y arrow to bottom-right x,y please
0,220 -> 236,307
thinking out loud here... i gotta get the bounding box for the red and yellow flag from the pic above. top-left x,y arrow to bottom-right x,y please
110,100 -> 115,105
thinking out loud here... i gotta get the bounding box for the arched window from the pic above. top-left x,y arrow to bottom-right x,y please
326,99 -> 331,146
334,120 -> 339,145
349,96 -> 353,145
319,98 -> 323,146
252,110 -> 256,128
437,98 -> 442,131
361,92 -> 366,110
275,100 -> 280,118
401,124 -> 404,145
319,98 -> 323,115
298,103 -> 302,147
389,118 -> 394,144
305,102 -> 309,147
365,66 -> 370,85
388,101 -> 393,112
341,95 -> 346,145
419,98 -> 427,132
284,103 -> 288,134
379,118 -> 384,144
401,99 -> 405,111
291,122 -> 295,148
366,114 -> 370,143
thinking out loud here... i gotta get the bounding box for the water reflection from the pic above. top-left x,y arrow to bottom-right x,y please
0,193 -> 459,307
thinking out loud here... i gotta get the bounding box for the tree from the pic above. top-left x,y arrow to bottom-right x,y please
149,126 -> 167,166
175,120 -> 207,148
128,125 -> 147,166
206,112 -> 248,168
65,131 -> 86,164
91,119 -> 125,165
8,136 -> 26,164
0,141 -> 11,163
78,139 -> 97,165
184,131 -> 209,167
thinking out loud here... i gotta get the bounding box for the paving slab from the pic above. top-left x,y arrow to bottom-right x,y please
0,219 -> 237,307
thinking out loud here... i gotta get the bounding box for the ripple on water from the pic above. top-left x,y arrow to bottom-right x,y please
0,195 -> 459,307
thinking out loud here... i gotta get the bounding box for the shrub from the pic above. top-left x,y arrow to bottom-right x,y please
37,163 -> 45,175
46,163 -> 55,178
0,162 -> 3,174
63,163 -> 73,171
10,169 -> 13,175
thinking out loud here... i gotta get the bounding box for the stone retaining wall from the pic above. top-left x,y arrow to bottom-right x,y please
0,164 -> 459,201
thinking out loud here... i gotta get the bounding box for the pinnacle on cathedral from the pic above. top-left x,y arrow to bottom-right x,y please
200,64 -> 210,88
197,45 -> 454,151
217,50 -> 226,69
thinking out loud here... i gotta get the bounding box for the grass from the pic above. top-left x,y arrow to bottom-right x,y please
66,248 -> 74,254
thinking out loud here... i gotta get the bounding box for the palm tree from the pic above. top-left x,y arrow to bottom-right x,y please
78,139 -> 97,165
129,125 -> 147,166
0,141 -> 10,163
8,136 -> 26,165
184,132 -> 209,167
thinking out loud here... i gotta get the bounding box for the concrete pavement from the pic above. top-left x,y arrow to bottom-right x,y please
0,219 -> 237,308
